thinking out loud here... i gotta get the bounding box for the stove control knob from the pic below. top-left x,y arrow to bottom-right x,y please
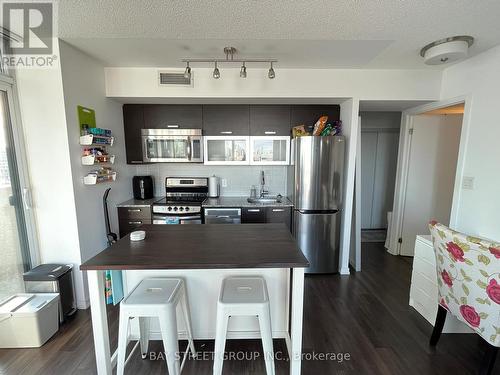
185,207 -> 190,211
179,207 -> 184,211
173,207 -> 178,211
167,206 -> 172,211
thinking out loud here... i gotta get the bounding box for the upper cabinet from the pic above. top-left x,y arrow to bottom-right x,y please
123,104 -> 340,165
290,105 -> 340,129
143,105 -> 203,129
123,104 -> 145,164
202,105 -> 250,136
249,105 -> 291,136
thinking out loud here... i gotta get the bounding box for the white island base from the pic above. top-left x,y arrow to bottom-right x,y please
123,268 -> 291,340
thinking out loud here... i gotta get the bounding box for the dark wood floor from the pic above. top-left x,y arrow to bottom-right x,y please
1,243 -> 498,374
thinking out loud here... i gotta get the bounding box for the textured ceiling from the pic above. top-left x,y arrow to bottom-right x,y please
57,0 -> 500,69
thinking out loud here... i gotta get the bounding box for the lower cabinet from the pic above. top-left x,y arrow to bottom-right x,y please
118,206 -> 152,237
242,207 -> 266,223
265,207 -> 292,230
242,206 -> 291,230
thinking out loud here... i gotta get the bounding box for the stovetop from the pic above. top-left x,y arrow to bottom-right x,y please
153,196 -> 206,206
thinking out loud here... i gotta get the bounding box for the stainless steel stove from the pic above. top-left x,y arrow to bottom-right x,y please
152,177 -> 208,224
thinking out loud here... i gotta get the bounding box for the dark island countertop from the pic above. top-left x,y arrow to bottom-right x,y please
80,224 -> 308,270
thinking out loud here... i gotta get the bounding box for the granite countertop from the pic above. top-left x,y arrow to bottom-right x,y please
116,197 -> 163,208
202,196 -> 294,208
117,196 -> 293,208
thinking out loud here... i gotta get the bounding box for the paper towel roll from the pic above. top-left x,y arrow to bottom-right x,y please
208,175 -> 220,198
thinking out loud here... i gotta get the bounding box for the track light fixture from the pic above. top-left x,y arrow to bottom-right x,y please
183,62 -> 191,79
268,62 -> 275,79
182,47 -> 277,80
213,61 -> 220,79
240,62 -> 247,78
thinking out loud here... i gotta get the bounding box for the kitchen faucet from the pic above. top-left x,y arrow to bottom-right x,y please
260,170 -> 269,198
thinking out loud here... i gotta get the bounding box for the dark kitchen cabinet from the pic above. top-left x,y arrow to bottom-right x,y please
123,104 -> 145,164
143,105 -> 203,129
241,207 -> 266,223
249,105 -> 291,136
290,105 -> 340,130
202,105 -> 250,136
118,206 -> 152,237
265,207 -> 292,230
241,206 -> 292,230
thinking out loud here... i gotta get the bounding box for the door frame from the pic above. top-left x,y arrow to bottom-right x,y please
0,73 -> 40,267
387,95 -> 471,255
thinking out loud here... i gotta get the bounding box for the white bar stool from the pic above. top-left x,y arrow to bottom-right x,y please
213,276 -> 275,375
117,278 -> 196,375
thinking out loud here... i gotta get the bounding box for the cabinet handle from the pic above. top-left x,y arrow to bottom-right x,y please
131,161 -> 142,164
128,221 -> 142,225
272,209 -> 285,212
264,131 -> 277,135
128,208 -> 142,212
220,131 -> 233,135
167,124 -> 179,128
247,209 -> 261,212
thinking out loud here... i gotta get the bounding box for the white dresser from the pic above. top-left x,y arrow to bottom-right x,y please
409,235 -> 472,333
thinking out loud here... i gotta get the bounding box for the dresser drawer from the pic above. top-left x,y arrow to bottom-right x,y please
118,206 -> 152,220
414,236 -> 435,264
412,255 -> 437,282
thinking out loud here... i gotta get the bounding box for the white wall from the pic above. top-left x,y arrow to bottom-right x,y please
440,45 -> 500,242
400,114 -> 462,256
339,98 -> 359,275
105,67 -> 442,101
59,41 -> 133,307
14,42 -> 83,302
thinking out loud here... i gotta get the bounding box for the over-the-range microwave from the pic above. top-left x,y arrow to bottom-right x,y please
141,128 -> 203,163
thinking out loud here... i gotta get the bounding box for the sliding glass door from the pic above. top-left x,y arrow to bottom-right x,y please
0,77 -> 35,300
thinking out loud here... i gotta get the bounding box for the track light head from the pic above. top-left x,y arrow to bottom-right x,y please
240,63 -> 247,78
268,62 -> 275,79
213,61 -> 220,79
183,62 -> 191,79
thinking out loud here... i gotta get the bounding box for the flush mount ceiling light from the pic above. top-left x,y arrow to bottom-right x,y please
420,36 -> 474,65
182,46 -> 277,79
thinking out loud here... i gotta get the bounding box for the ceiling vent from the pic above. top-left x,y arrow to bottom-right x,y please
158,70 -> 193,86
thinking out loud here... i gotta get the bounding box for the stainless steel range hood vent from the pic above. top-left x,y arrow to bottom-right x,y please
158,70 -> 193,86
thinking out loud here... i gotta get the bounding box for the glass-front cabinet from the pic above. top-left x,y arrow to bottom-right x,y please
203,136 -> 250,165
249,136 -> 290,165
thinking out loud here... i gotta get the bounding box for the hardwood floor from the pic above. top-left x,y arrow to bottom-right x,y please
0,243 -> 497,374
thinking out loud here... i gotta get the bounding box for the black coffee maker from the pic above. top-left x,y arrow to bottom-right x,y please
133,176 -> 154,200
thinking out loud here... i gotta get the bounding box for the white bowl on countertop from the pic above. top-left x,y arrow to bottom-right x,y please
130,230 -> 146,241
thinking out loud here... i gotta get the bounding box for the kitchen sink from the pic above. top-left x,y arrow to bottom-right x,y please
247,196 -> 283,204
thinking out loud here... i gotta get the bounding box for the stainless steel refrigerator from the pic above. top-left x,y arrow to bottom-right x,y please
288,136 -> 345,273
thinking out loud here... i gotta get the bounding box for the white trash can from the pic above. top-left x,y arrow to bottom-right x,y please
0,293 -> 60,348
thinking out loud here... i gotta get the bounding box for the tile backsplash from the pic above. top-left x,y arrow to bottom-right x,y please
135,164 -> 288,197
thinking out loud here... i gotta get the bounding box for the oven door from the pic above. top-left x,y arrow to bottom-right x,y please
153,214 -> 202,225
142,135 -> 203,163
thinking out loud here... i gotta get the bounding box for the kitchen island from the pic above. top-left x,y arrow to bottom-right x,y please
80,224 -> 308,375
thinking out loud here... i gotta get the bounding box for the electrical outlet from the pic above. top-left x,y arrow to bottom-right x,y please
221,178 -> 228,187
462,176 -> 474,190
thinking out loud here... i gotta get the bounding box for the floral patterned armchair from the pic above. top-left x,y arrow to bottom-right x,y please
429,221 -> 499,374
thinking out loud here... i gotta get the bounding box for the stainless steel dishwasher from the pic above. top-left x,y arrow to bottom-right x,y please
204,208 -> 241,224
